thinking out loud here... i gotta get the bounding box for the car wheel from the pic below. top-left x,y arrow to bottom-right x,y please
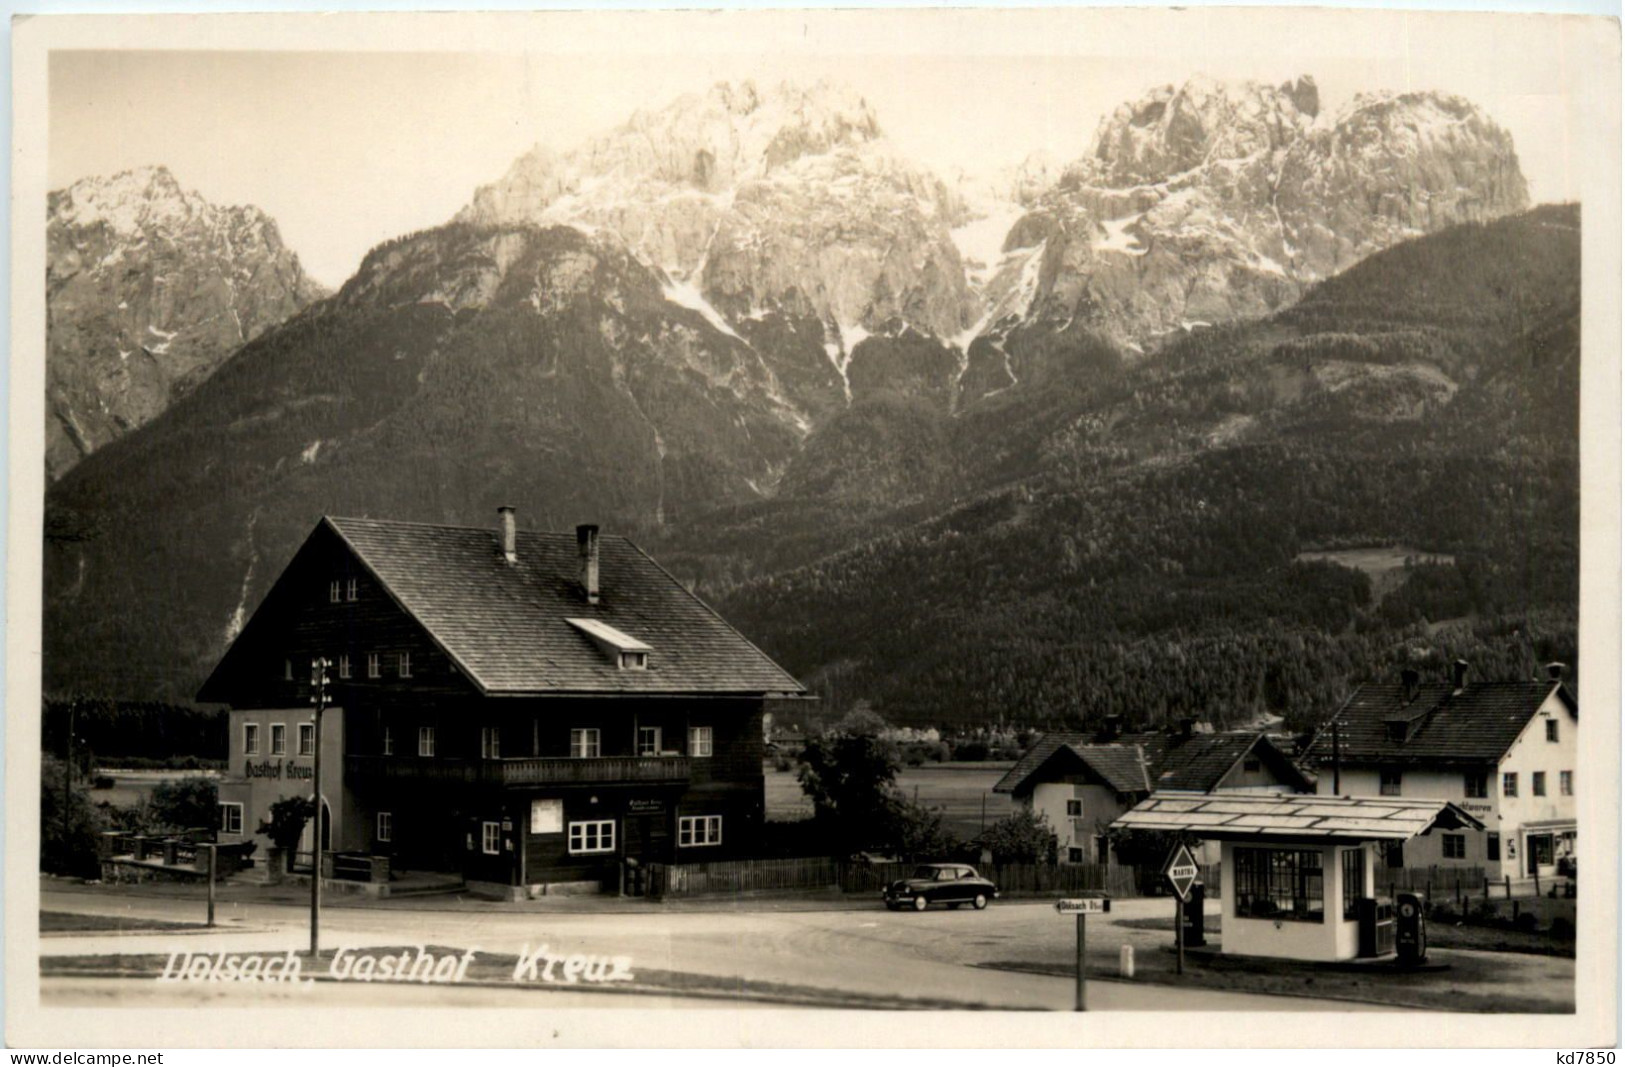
973,894 -> 988,910
913,895 -> 929,912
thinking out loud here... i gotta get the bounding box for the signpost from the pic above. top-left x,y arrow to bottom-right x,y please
1163,843 -> 1199,976
1055,896 -> 1111,1011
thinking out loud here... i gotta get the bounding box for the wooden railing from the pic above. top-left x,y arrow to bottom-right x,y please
345,754 -> 691,787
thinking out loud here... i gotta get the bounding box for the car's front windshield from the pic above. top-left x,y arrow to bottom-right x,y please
911,866 -> 938,880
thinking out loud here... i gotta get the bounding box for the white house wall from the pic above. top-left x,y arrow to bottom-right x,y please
1029,781 -> 1123,863
1498,692 -> 1578,878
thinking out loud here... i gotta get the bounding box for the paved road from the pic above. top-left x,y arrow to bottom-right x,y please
39,887 -> 1394,1012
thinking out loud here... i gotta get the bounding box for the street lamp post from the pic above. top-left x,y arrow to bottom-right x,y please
309,657 -> 330,956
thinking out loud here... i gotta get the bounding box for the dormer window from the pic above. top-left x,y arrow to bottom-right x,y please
1384,719 -> 1409,743
566,618 -> 652,670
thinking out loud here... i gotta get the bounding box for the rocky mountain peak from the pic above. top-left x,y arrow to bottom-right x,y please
46,168 -> 326,480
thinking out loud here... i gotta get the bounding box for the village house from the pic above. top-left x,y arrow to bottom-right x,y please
198,510 -> 806,898
994,721 -> 1313,865
1299,661 -> 1577,886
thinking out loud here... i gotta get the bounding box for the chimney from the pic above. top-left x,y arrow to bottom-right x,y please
1451,659 -> 1469,692
1177,717 -> 1194,739
1100,714 -> 1122,742
1400,667 -> 1421,703
576,524 -> 600,604
497,506 -> 517,564
1545,662 -> 1567,683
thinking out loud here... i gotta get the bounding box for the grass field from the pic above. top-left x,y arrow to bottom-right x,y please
85,769 -> 219,810
764,761 -> 1015,837
1294,544 -> 1456,600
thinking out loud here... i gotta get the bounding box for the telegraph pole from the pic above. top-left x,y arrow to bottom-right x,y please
62,699 -> 76,852
309,657 -> 330,956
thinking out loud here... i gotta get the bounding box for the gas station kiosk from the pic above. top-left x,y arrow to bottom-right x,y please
1112,793 -> 1483,963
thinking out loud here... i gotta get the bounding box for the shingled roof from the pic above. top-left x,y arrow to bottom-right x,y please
992,734 -> 1151,796
1111,792 -> 1485,842
1155,732 -> 1313,792
1301,680 -> 1574,768
321,517 -> 805,696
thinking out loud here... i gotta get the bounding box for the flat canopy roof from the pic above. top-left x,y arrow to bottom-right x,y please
1110,792 -> 1485,842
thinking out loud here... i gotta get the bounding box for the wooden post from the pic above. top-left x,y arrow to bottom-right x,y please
206,844 -> 217,927
1505,874 -> 1512,900
1175,895 -> 1184,976
1075,912 -> 1087,1011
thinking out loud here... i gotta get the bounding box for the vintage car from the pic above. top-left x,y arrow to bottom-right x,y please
882,863 -> 999,912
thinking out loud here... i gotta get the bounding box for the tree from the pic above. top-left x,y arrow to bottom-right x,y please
259,796 -> 313,870
148,776 -> 219,833
797,716 -> 902,855
980,807 -> 1058,865
886,797 -> 963,862
41,756 -> 104,878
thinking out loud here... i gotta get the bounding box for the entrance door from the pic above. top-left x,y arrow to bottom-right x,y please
1527,833 -> 1555,876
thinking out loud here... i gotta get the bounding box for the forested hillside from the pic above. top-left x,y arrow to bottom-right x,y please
695,205 -> 1581,732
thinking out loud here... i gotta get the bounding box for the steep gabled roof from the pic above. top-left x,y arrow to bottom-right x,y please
1301,680 -> 1575,768
993,734 -> 1150,796
205,516 -> 806,698
1154,732 -> 1314,792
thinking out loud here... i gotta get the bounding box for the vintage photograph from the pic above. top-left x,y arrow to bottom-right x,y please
8,6 -> 1620,1048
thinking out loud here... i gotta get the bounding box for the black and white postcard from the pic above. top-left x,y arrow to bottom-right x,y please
6,6 -> 1619,1050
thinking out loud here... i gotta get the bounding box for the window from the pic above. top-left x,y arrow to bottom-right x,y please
619,651 -> 648,670
283,659 -> 292,681
1561,770 -> 1573,796
376,812 -> 393,843
1233,847 -> 1323,923
367,653 -> 381,679
1243,758 -> 1262,773
568,820 -> 616,855
1442,834 -> 1466,859
1067,847 -> 1085,863
678,815 -> 722,847
1487,833 -> 1501,861
1379,768 -> 1402,796
1503,772 -> 1518,797
1065,799 -> 1083,817
1341,848 -> 1366,920
1463,772 -> 1489,799
243,723 -> 260,755
270,723 -> 287,756
481,727 -> 501,760
299,723 -> 314,756
570,728 -> 601,759
418,726 -> 436,757
1546,719 -> 1559,742
398,652 -> 412,678
329,580 -> 341,603
637,726 -> 662,756
481,822 -> 501,855
338,654 -> 351,680
382,726 -> 394,756
1532,771 -> 1546,797
688,726 -> 713,757
346,578 -> 358,602
218,803 -> 243,835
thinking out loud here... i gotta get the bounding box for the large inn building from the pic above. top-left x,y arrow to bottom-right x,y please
199,510 -> 805,898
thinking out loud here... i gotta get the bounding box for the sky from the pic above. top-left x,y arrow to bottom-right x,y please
46,10 -> 1591,288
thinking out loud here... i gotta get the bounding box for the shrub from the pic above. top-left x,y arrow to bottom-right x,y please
148,776 -> 219,833
774,756 -> 793,773
1549,916 -> 1575,940
91,775 -> 116,790
954,741 -> 989,762
1513,910 -> 1538,932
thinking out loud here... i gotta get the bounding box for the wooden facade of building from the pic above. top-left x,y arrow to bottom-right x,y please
199,511 -> 805,897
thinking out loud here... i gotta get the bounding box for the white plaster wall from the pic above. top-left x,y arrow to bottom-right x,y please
220,706 -> 351,854
1498,692 -> 1578,876
1031,781 -> 1122,862
1221,842 -> 1353,962
1317,765 -> 1503,876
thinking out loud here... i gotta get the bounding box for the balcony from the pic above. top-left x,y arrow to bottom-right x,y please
345,754 -> 691,788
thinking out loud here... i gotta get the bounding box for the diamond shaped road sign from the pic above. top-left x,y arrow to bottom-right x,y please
1163,843 -> 1200,902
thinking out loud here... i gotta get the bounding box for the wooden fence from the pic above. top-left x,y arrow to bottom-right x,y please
650,856 -> 841,898
650,857 -> 1156,900
1378,865 -> 1487,901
